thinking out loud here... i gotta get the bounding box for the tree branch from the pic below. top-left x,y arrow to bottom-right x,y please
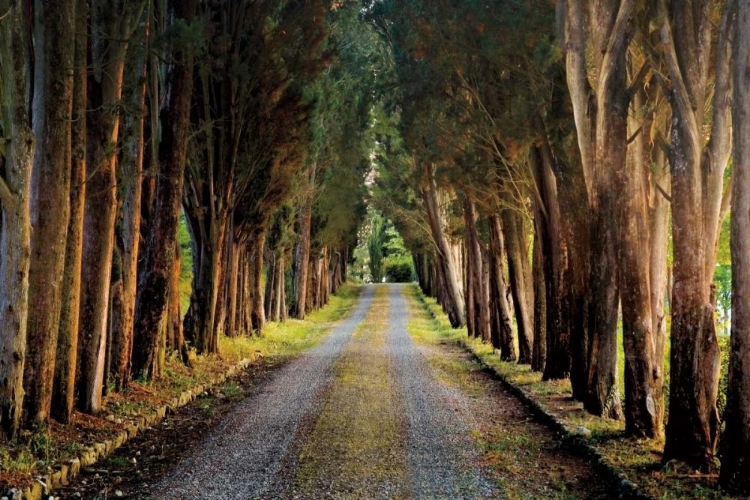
0,175 -> 16,209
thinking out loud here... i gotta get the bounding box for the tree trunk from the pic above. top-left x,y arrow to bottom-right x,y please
52,0 -> 87,423
422,164 -> 465,327
265,252 -> 276,321
488,215 -> 516,360
213,228 -> 231,337
280,253 -> 288,321
719,2 -> 750,490
561,0 -> 631,418
502,206 -> 534,364
660,0 -> 731,471
169,238 -> 190,365
233,248 -> 246,336
463,197 -> 489,342
184,213 -> 227,353
132,0 -> 195,381
77,0 -> 141,414
0,0 -> 34,438
464,238 -> 476,339
618,81 -> 661,437
23,0 -> 75,425
534,143 -> 575,382
531,214 -> 547,373
646,98 -> 671,439
227,240 -> 241,334
292,164 -> 316,319
110,20 -> 148,390
251,229 -> 267,333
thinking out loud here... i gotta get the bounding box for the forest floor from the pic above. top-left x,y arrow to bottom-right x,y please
51,284 -> 615,499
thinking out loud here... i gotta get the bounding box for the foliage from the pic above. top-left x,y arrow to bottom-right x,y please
368,211 -> 387,281
383,254 -> 414,282
178,214 -> 194,315
355,206 -> 414,282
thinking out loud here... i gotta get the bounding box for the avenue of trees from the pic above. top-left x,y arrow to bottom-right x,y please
362,0 -> 750,493
3,0 -> 750,495
0,0 -> 372,446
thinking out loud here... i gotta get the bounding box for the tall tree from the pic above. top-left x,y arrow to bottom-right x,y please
52,0 -> 88,423
719,0 -> 750,491
561,0 -> 634,420
110,7 -> 149,390
0,0 -> 34,439
658,0 -> 733,470
23,0 -> 76,425
77,0 -> 145,413
132,0 -> 197,380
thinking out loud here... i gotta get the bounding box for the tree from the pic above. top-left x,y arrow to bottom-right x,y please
52,0 -> 88,423
22,0 -> 76,425
132,0 -> 197,381
719,0 -> 750,491
658,0 -> 733,470
77,0 -> 145,414
0,0 -> 34,439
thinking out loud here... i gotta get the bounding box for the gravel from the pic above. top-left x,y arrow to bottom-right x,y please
387,284 -> 500,499
148,285 -> 375,499
149,284 -> 499,499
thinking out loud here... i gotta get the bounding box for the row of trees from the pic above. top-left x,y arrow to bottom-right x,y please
365,0 -> 750,493
0,0 -> 374,444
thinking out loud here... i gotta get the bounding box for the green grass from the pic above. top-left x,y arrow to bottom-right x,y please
217,282 -> 360,363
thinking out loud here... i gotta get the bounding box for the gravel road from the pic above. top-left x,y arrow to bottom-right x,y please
388,284 -> 499,498
149,286 -> 375,499
146,284 -> 593,499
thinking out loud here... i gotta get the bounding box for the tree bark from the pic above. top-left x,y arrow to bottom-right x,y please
77,0 -> 142,414
719,2 -> 750,491
488,215 -> 516,360
532,213 -> 547,373
184,210 -> 228,353
534,143 -> 575,382
463,197 -> 490,342
23,0 -> 75,425
169,237 -> 190,365
110,15 -> 148,390
292,163 -> 316,319
619,82 -> 659,437
213,228 -> 231,338
132,0 -> 196,380
251,229 -> 267,333
561,0 -> 632,418
0,0 -> 34,439
659,0 -> 731,471
501,206 -> 534,364
421,164 -> 465,327
52,0 -> 87,423
227,240 -> 241,334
